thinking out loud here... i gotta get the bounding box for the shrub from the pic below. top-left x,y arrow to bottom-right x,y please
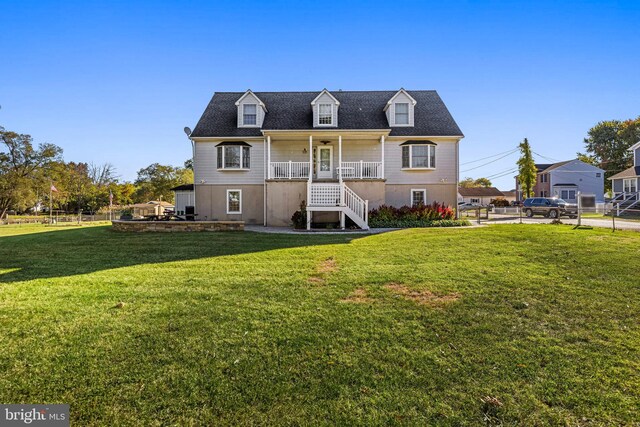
368,202 -> 468,228
490,198 -> 510,207
291,201 -> 307,229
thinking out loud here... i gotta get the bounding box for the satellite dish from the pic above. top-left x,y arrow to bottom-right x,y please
183,127 -> 192,136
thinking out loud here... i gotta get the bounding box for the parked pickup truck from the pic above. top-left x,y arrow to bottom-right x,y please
522,197 -> 578,219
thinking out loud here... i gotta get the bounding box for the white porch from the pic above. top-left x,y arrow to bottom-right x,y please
265,133 -> 388,229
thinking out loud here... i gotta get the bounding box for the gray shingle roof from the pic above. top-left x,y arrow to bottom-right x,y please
191,90 -> 463,138
457,187 -> 504,197
609,166 -> 640,180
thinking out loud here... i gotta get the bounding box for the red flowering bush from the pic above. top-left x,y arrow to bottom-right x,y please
369,202 -> 465,228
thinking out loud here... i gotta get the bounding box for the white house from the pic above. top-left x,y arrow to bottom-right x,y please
186,89 -> 464,229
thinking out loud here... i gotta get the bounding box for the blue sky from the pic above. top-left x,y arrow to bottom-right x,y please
1,0 -> 638,189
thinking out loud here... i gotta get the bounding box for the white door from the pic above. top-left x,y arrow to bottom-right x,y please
316,146 -> 333,179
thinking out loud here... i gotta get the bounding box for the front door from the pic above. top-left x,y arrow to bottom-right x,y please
316,146 -> 333,179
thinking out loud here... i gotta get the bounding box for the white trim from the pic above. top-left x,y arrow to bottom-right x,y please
242,103 -> 258,127
394,102 -> 410,126
226,189 -> 242,214
411,189 -> 427,206
383,88 -> 417,111
310,89 -> 341,106
316,145 -> 334,179
628,141 -> 640,151
317,103 -> 334,126
235,89 -> 267,111
402,144 -> 436,169
217,145 -> 251,170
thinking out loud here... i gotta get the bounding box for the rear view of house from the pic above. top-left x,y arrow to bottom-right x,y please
187,89 -> 463,229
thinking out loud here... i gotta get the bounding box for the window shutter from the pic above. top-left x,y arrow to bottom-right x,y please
217,147 -> 222,169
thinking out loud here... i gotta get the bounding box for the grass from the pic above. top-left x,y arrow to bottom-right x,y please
0,223 -> 639,426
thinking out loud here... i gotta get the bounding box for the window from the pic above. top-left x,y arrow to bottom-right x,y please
561,190 -> 576,200
596,172 -> 601,177
623,178 -> 637,193
226,190 -> 242,214
411,189 -> 426,207
540,174 -> 548,183
217,145 -> 251,170
402,144 -> 436,169
318,104 -> 332,125
395,103 -> 409,125
470,198 -> 480,204
243,104 -> 257,126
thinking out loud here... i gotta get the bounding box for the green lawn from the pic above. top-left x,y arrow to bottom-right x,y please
0,224 -> 638,426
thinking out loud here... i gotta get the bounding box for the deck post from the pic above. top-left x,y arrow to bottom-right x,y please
381,135 -> 385,179
288,160 -> 292,179
340,212 -> 345,230
267,135 -> 271,179
338,135 -> 342,183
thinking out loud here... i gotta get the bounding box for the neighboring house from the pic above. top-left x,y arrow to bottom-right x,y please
171,184 -> 195,215
188,89 -> 463,229
610,142 -> 640,198
458,187 -> 504,205
516,159 -> 604,202
501,189 -> 517,203
129,201 -> 174,217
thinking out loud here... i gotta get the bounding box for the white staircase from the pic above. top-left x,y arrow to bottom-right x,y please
307,183 -> 369,230
608,192 -> 640,216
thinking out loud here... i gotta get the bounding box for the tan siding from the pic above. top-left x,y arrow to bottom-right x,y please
195,141 -> 265,185
384,140 -> 457,184
385,184 -> 457,208
266,181 -> 307,226
195,184 -> 264,224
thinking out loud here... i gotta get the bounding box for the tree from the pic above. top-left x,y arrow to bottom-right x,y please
474,177 -> 492,188
579,117 -> 640,190
0,127 -> 63,218
133,163 -> 192,203
517,138 -> 537,199
459,177 -> 493,188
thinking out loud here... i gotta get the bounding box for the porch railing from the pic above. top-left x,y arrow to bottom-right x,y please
269,161 -> 310,179
337,161 -> 383,179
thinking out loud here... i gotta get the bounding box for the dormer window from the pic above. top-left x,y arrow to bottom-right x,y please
235,90 -> 267,128
243,104 -> 257,126
318,104 -> 332,125
384,89 -> 417,127
311,89 -> 339,128
395,103 -> 409,125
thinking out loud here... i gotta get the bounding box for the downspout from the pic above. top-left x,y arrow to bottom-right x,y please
190,137 -> 197,218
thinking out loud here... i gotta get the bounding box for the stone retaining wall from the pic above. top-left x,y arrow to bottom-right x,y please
112,220 -> 244,232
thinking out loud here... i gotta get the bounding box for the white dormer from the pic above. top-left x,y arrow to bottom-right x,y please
384,88 -> 417,127
235,90 -> 267,128
311,89 -> 340,127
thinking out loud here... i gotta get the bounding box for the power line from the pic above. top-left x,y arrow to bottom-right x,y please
460,149 -> 519,173
486,168 -> 518,180
460,148 -> 518,165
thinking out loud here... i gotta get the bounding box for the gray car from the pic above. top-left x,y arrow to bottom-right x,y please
522,197 -> 578,219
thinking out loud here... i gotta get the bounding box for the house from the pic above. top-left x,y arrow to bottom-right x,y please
458,187 -> 504,205
171,184 -> 195,216
187,89 -> 463,229
609,142 -> 640,213
501,189 -> 517,203
516,159 -> 604,203
128,201 -> 174,218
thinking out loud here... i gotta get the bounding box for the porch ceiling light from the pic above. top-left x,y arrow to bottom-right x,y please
320,140 -> 331,145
